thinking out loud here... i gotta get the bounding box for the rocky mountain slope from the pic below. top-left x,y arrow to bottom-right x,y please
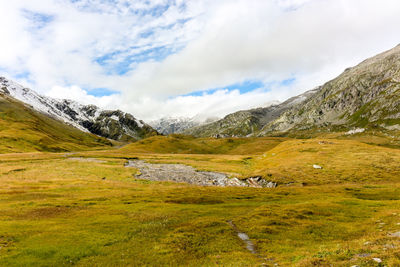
150,116 -> 218,135
0,90 -> 111,153
185,44 -> 400,137
0,77 -> 157,141
184,90 -> 317,137
259,44 -> 400,135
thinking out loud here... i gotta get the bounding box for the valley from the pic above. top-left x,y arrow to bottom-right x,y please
0,133 -> 400,266
0,40 -> 400,267
1,1 -> 400,266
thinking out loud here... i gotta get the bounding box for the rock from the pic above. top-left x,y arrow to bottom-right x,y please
247,177 -> 263,188
126,160 -> 247,187
345,128 -> 365,135
372,258 -> 382,263
266,182 -> 277,188
313,164 -> 323,169
246,177 -> 277,188
389,231 -> 400,237
356,253 -> 371,258
318,141 -> 333,145
126,160 -> 279,188
384,243 -> 396,249
226,177 -> 247,187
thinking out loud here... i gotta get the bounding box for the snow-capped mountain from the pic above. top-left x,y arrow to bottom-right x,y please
0,77 -> 157,141
149,116 -> 219,135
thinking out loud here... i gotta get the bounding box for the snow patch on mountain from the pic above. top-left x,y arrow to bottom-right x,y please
149,116 -> 220,135
0,77 -> 155,140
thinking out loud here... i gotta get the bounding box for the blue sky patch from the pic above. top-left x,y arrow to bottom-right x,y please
181,78 -> 296,97
86,87 -> 119,97
14,71 -> 31,80
279,77 -> 296,86
96,45 -> 182,75
182,80 -> 266,97
21,9 -> 54,29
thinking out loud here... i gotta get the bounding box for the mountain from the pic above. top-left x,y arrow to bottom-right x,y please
0,89 -> 112,153
0,77 -> 157,141
185,44 -> 400,137
258,44 -> 400,135
183,90 -> 316,137
149,116 -> 219,135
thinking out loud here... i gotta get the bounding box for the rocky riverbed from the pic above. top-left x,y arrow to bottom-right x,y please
125,160 -> 277,188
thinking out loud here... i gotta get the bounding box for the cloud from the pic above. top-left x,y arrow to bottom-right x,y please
122,0 -> 400,98
120,88 -> 280,121
46,85 -> 121,109
0,0 -> 400,121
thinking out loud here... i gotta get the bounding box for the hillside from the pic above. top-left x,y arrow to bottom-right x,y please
259,44 -> 400,135
184,89 -> 318,137
185,44 -> 400,137
149,117 -> 202,135
118,134 -> 285,155
0,77 -> 157,141
0,92 -> 112,153
150,116 -> 220,135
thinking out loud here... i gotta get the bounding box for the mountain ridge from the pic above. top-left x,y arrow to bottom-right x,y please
258,43 -> 400,135
184,44 -> 400,137
183,88 -> 318,137
0,90 -> 112,153
149,116 -> 219,135
0,77 -> 157,141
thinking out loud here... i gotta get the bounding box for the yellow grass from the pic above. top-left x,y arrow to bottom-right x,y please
0,136 -> 400,266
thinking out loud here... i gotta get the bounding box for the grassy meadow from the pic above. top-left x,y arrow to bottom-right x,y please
0,133 -> 400,266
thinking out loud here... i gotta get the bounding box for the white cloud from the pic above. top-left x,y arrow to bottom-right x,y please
121,88 -> 280,121
0,0 -> 400,121
46,85 -> 121,109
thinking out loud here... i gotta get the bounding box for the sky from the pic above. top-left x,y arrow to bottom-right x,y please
0,0 -> 400,121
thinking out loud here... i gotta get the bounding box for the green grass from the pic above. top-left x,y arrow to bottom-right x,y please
119,134 -> 286,155
0,95 -> 113,153
0,135 -> 400,266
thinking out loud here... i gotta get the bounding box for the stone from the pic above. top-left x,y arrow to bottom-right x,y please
247,177 -> 263,188
345,128 -> 365,135
266,182 -> 277,188
389,231 -> 400,237
126,160 -> 279,188
356,253 -> 371,258
126,160 -> 248,187
384,243 -> 396,249
372,258 -> 382,263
